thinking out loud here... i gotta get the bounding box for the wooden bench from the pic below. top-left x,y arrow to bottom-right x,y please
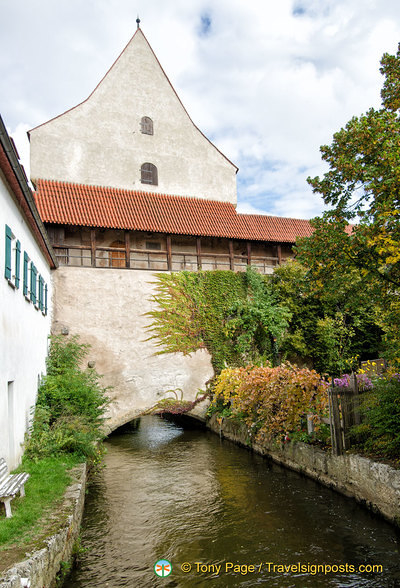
0,458 -> 30,518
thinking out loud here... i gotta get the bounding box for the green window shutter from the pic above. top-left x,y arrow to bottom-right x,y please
30,262 -> 37,304
44,283 -> 48,315
23,252 -> 29,296
38,275 -> 44,311
5,225 -> 12,280
15,240 -> 21,288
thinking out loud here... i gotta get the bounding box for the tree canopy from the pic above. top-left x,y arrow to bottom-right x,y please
296,43 -> 400,367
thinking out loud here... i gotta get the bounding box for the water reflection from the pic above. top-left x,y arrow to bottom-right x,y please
64,416 -> 400,587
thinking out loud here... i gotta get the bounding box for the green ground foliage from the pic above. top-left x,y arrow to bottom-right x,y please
25,335 -> 109,461
351,375 -> 400,460
146,267 -> 291,373
0,455 -> 80,549
1,335 -> 109,549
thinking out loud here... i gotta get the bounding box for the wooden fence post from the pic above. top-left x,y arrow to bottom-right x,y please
329,384 -> 344,456
351,372 -> 361,426
340,389 -> 352,450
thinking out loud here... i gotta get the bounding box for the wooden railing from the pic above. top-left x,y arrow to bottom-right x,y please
52,244 -> 279,274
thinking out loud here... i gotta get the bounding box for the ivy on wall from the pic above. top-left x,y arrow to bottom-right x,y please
146,267 -> 291,374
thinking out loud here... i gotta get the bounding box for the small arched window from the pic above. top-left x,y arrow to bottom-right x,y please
141,116 -> 153,135
141,163 -> 158,186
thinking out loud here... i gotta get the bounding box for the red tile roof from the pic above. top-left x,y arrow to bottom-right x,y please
34,179 -> 314,243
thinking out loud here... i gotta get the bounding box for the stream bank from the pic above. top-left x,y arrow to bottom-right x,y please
207,414 -> 400,527
0,464 -> 86,588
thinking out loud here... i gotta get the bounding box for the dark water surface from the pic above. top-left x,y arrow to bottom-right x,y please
64,416 -> 400,587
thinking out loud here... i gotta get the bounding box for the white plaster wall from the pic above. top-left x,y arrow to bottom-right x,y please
0,174 -> 52,469
51,267 -> 214,431
30,30 -> 237,205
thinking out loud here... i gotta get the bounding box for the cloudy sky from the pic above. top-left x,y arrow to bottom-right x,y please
2,0 -> 400,219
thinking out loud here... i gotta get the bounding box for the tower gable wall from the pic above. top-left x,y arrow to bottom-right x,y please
30,30 -> 237,204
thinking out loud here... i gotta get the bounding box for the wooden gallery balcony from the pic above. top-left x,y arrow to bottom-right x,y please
34,180 -> 312,276
50,229 -> 286,275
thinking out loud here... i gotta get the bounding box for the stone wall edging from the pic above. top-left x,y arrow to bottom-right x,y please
208,415 -> 400,527
0,463 -> 87,588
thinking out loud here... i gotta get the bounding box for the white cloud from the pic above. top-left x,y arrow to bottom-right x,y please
236,202 -> 275,216
1,0 -> 400,218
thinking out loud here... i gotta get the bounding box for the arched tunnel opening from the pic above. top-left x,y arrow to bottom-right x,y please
109,412 -> 206,437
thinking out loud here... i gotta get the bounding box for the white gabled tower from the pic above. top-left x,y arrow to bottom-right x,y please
29,24 -> 238,205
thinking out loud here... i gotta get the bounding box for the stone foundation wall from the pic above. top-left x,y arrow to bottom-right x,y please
208,415 -> 400,527
0,463 -> 87,588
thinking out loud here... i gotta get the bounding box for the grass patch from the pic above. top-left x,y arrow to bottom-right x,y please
0,454 -> 82,549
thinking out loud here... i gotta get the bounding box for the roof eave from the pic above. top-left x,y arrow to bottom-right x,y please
0,116 -> 58,268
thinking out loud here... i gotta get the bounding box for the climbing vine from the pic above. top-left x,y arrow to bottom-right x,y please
146,267 -> 291,373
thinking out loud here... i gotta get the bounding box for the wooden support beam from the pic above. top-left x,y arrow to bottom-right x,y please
228,240 -> 235,271
90,229 -> 96,267
166,235 -> 172,271
247,241 -> 252,266
196,237 -> 202,270
125,231 -> 131,268
277,244 -> 282,265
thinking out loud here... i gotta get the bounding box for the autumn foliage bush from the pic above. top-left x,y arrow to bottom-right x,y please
211,363 -> 329,444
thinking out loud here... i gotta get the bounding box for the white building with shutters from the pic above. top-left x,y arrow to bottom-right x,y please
0,115 -> 57,469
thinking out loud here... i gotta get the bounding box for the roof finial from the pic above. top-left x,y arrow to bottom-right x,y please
136,15 -> 141,29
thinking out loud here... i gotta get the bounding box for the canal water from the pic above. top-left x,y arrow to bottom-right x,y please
64,416 -> 400,587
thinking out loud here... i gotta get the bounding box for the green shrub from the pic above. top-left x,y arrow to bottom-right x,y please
353,375 -> 400,458
25,335 -> 109,461
211,363 -> 329,444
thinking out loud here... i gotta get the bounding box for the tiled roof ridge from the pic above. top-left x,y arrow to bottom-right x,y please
36,178 -> 237,209
36,179 -> 314,223
240,212 -> 312,223
34,178 -> 314,243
